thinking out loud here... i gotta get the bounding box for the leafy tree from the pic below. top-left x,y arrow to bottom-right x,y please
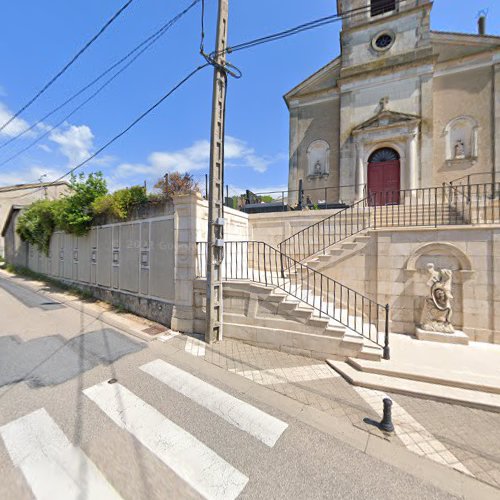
54,172 -> 108,235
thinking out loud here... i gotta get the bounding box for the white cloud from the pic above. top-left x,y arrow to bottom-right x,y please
49,124 -> 95,165
115,136 -> 282,178
0,164 -> 67,188
0,102 -> 31,138
37,144 -> 52,153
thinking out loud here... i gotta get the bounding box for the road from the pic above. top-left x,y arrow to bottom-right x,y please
0,272 -> 458,500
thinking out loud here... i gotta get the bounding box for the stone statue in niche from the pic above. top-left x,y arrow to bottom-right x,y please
420,263 -> 455,333
454,139 -> 465,160
314,160 -> 323,175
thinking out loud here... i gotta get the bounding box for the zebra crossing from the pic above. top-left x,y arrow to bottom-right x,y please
0,359 -> 289,500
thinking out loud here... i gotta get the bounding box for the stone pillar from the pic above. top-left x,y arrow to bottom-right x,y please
288,106 -> 300,206
407,131 -> 419,191
171,192 -> 205,333
354,140 -> 365,200
419,73 -> 434,187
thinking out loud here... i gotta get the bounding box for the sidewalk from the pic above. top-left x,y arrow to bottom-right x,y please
159,331 -> 500,492
2,269 -> 500,496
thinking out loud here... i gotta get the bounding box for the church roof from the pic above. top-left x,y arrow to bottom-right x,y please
283,57 -> 341,104
431,30 -> 500,63
284,29 -> 499,106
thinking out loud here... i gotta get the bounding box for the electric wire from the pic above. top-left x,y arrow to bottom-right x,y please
0,1 -> 202,168
9,64 -> 209,200
0,0 -> 201,152
0,0 -> 136,134
214,0 -> 409,56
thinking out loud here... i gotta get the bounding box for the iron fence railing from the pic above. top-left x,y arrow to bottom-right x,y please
279,183 -> 500,263
449,171 -> 500,187
196,240 -> 390,358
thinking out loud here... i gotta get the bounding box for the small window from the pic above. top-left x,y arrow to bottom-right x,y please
371,0 -> 396,17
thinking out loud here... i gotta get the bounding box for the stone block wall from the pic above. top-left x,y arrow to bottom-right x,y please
8,194 -> 250,334
319,226 -> 500,344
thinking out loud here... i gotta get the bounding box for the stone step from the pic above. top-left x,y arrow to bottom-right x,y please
346,357 -> 500,395
326,360 -> 500,412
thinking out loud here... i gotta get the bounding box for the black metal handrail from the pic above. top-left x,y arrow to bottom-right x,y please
449,171 -> 500,187
279,195 -> 372,262
196,240 -> 390,359
279,182 -> 500,263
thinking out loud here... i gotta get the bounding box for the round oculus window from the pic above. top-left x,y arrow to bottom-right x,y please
372,31 -> 395,51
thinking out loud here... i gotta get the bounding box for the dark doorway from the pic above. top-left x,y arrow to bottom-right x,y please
368,147 -> 401,206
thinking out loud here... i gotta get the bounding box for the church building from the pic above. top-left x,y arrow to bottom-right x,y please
285,0 -> 500,205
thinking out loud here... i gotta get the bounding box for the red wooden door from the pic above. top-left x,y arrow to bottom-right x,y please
368,160 -> 401,206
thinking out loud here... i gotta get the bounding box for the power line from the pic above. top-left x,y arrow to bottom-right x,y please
0,0 -> 136,134
216,0 -> 409,56
10,64 -> 209,201
0,1 -> 202,168
0,0 -> 201,152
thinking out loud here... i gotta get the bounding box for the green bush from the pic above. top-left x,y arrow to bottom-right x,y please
92,185 -> 148,220
54,172 -> 108,235
16,199 -> 60,254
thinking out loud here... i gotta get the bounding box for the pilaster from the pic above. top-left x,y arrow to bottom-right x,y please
171,192 -> 205,333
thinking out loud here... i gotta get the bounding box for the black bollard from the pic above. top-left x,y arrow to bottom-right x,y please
380,398 -> 394,432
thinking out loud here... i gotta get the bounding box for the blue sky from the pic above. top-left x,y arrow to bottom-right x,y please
0,0 -> 498,196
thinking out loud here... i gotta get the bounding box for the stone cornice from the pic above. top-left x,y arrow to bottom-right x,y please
339,48 -> 435,85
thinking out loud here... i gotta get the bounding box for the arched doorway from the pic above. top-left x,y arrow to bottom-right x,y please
367,147 -> 401,206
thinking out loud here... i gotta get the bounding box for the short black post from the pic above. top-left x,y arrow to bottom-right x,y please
380,398 -> 394,432
383,303 -> 390,360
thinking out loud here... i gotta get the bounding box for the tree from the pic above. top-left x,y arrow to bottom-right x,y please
54,172 -> 108,235
154,172 -> 199,200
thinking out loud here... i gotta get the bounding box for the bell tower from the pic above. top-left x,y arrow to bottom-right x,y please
337,0 -> 432,70
336,0 -> 435,203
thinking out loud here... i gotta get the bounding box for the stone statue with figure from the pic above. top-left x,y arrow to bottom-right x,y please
419,263 -> 455,333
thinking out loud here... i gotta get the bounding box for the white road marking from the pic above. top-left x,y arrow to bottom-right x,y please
141,359 -> 288,447
228,364 -> 339,386
84,381 -> 248,500
353,387 -> 473,476
158,332 -> 180,342
0,408 -> 121,500
185,337 -> 206,356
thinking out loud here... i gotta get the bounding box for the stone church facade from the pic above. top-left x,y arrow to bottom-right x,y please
285,0 -> 500,205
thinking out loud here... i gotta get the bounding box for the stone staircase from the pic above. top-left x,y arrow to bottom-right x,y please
193,279 -> 383,361
306,234 -> 372,272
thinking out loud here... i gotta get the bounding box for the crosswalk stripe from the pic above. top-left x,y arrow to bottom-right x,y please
0,408 -> 121,500
83,381 -> 248,500
141,359 -> 288,447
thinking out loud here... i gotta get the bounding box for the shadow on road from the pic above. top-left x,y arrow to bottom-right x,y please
0,328 -> 144,388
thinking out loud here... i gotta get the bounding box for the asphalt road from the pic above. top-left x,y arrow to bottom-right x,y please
0,273 -> 458,500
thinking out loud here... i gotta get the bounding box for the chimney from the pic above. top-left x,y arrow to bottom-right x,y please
478,15 -> 486,35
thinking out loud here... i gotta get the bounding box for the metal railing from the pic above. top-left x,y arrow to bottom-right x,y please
279,182 -> 500,263
449,171 -> 500,187
196,240 -> 390,358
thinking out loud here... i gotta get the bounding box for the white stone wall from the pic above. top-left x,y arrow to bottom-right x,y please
319,226 -> 500,344
248,208 -> 343,249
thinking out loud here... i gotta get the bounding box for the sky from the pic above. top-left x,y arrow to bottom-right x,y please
0,0 -> 498,197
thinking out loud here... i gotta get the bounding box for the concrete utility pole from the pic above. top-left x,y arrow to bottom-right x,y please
206,0 -> 229,343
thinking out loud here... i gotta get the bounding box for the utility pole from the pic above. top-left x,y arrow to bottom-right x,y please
206,0 -> 228,343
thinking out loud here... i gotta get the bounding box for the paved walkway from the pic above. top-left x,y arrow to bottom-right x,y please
159,332 -> 500,492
